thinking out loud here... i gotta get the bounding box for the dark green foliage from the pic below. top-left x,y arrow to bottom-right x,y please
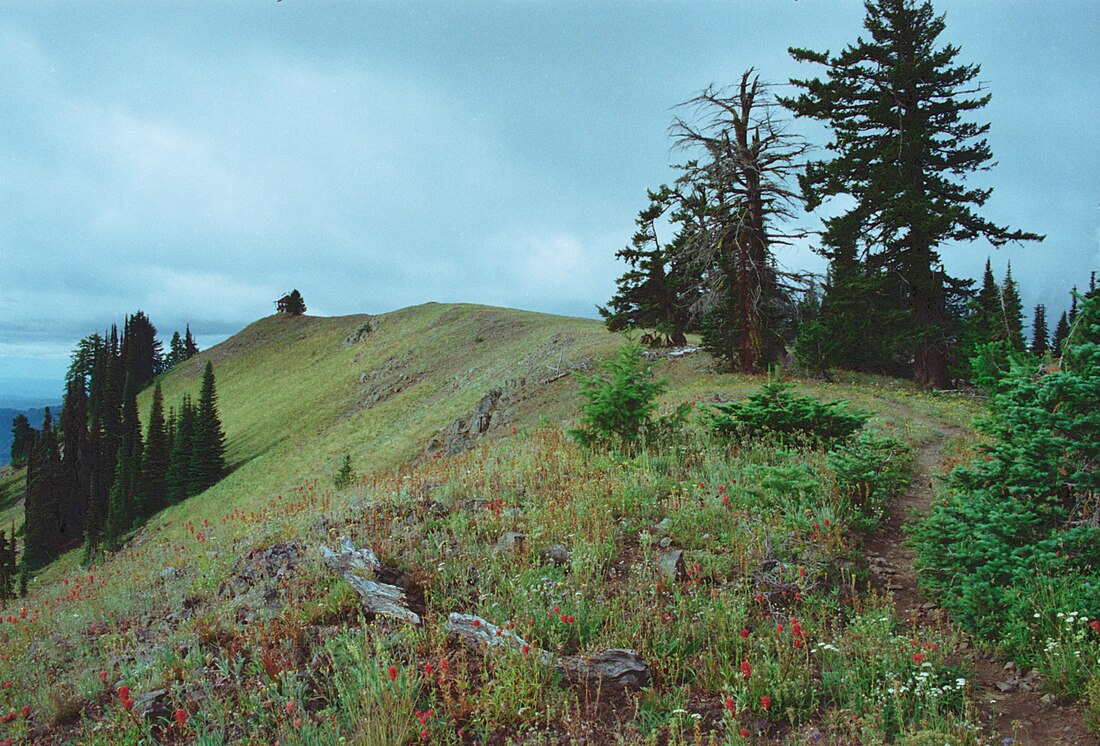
1000,264 -> 1026,352
281,290 -> 307,315
58,376 -> 90,547
334,453 -> 355,490
0,529 -> 15,600
1052,311 -> 1070,357
570,340 -> 672,451
105,377 -> 143,549
139,383 -> 170,518
9,414 -> 33,469
188,362 -> 226,495
167,396 -> 196,503
911,293 -> 1100,657
827,430 -> 914,529
22,408 -> 61,570
166,331 -> 185,369
65,333 -> 103,386
1030,303 -> 1049,356
599,185 -> 692,346
120,311 -> 164,390
184,325 -> 200,359
783,0 -> 1041,388
703,378 -> 869,448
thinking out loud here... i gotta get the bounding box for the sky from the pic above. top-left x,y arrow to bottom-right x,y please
1,0 -> 1098,405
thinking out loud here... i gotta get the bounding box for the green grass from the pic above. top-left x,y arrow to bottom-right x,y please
0,304 -> 1011,744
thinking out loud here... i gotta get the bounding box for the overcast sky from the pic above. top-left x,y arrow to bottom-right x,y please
2,0 -> 1097,403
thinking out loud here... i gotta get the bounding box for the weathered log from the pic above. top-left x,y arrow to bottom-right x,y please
559,648 -> 650,690
446,613 -> 649,690
321,538 -> 419,625
446,612 -> 553,664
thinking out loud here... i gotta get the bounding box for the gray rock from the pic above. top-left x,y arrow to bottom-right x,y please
657,548 -> 685,580
541,544 -> 572,567
133,689 -> 169,720
493,531 -> 527,555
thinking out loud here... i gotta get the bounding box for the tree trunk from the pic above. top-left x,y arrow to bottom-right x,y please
912,267 -> 953,389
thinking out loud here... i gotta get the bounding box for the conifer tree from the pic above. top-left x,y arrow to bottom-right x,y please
283,290 -> 307,315
599,185 -> 694,345
1000,264 -> 1025,351
1052,311 -> 1071,357
1030,304 -> 1049,356
139,383 -> 170,518
9,415 -> 33,469
120,312 -> 163,392
166,331 -> 184,369
189,362 -> 226,495
84,332 -> 120,559
58,376 -> 90,547
783,0 -> 1041,387
1069,289 -> 1079,325
167,396 -> 196,503
105,376 -> 143,550
0,530 -> 12,600
184,326 -> 199,360
969,259 -> 1002,345
22,409 -> 61,570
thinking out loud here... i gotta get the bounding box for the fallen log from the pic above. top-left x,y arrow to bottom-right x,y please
321,538 -> 419,625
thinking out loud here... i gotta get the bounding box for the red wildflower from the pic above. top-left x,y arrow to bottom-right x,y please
724,697 -> 736,713
740,660 -> 752,678
285,700 -> 296,715
1091,620 -> 1100,634
740,628 -> 749,639
740,729 -> 750,737
522,644 -> 530,654
20,705 -> 30,719
118,685 -> 130,701
174,708 -> 188,726
912,652 -> 926,664
423,663 -> 433,676
123,698 -> 134,711
760,694 -> 771,711
387,665 -> 398,681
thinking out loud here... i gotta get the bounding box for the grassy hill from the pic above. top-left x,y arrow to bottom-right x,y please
6,303 -> 1087,745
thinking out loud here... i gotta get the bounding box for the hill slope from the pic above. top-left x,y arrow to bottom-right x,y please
5,303 -> 1085,745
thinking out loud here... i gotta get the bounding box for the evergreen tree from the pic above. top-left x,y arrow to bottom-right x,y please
969,259 -> 1002,346
120,311 -> 163,392
1000,263 -> 1025,351
0,530 -> 12,600
166,331 -> 185,369
1030,304 -> 1049,356
1052,311 -> 1071,357
84,331 -> 120,560
188,362 -> 226,495
1069,289 -> 1079,325
282,290 -> 307,315
105,376 -> 143,550
139,383 -> 170,518
599,185 -> 693,345
167,396 -> 196,503
9,415 -> 34,469
184,325 -> 199,360
65,333 -> 104,386
22,409 -> 61,570
782,0 -> 1041,387
58,376 -> 91,547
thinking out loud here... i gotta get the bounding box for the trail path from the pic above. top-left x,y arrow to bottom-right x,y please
864,418 -> 1092,745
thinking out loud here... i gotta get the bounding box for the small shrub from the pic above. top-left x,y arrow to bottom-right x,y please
703,378 -> 869,448
333,453 -> 355,490
570,340 -> 670,452
828,429 -> 913,528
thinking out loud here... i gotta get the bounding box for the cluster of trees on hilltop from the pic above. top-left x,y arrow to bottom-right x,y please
18,312 -> 225,577
602,0 -> 1082,389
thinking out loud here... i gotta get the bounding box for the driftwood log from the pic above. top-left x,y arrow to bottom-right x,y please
446,612 -> 649,690
321,539 -> 420,625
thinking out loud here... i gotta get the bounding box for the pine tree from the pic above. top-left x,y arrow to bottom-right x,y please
1052,311 -> 1071,357
84,332 -> 120,560
599,185 -> 693,345
120,311 -> 163,392
1069,289 -> 1079,325
1000,264 -> 1025,351
58,376 -> 91,547
282,290 -> 307,315
166,331 -> 184,369
970,259 -> 1002,345
9,414 -> 34,469
167,396 -> 196,503
188,362 -> 226,495
1030,304 -> 1049,356
105,376 -> 143,550
139,383 -> 170,518
183,325 -> 199,360
22,408 -> 61,570
0,530 -> 12,600
782,0 -> 1042,387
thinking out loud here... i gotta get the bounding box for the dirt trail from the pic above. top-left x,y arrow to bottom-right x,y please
864,420 -> 1093,745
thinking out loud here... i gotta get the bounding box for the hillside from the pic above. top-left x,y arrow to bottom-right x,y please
0,303 -> 1091,745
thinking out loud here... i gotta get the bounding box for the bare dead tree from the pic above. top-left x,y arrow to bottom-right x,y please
670,70 -> 812,373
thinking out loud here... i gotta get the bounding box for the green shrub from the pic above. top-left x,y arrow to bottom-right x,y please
912,293 -> 1100,659
703,378 -> 869,448
571,340 -> 683,452
828,429 -> 913,528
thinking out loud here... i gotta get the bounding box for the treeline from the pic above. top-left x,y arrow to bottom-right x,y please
602,0 -> 1093,388
15,312 -> 225,584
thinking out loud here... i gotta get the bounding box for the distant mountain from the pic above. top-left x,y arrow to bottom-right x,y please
0,406 -> 54,467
